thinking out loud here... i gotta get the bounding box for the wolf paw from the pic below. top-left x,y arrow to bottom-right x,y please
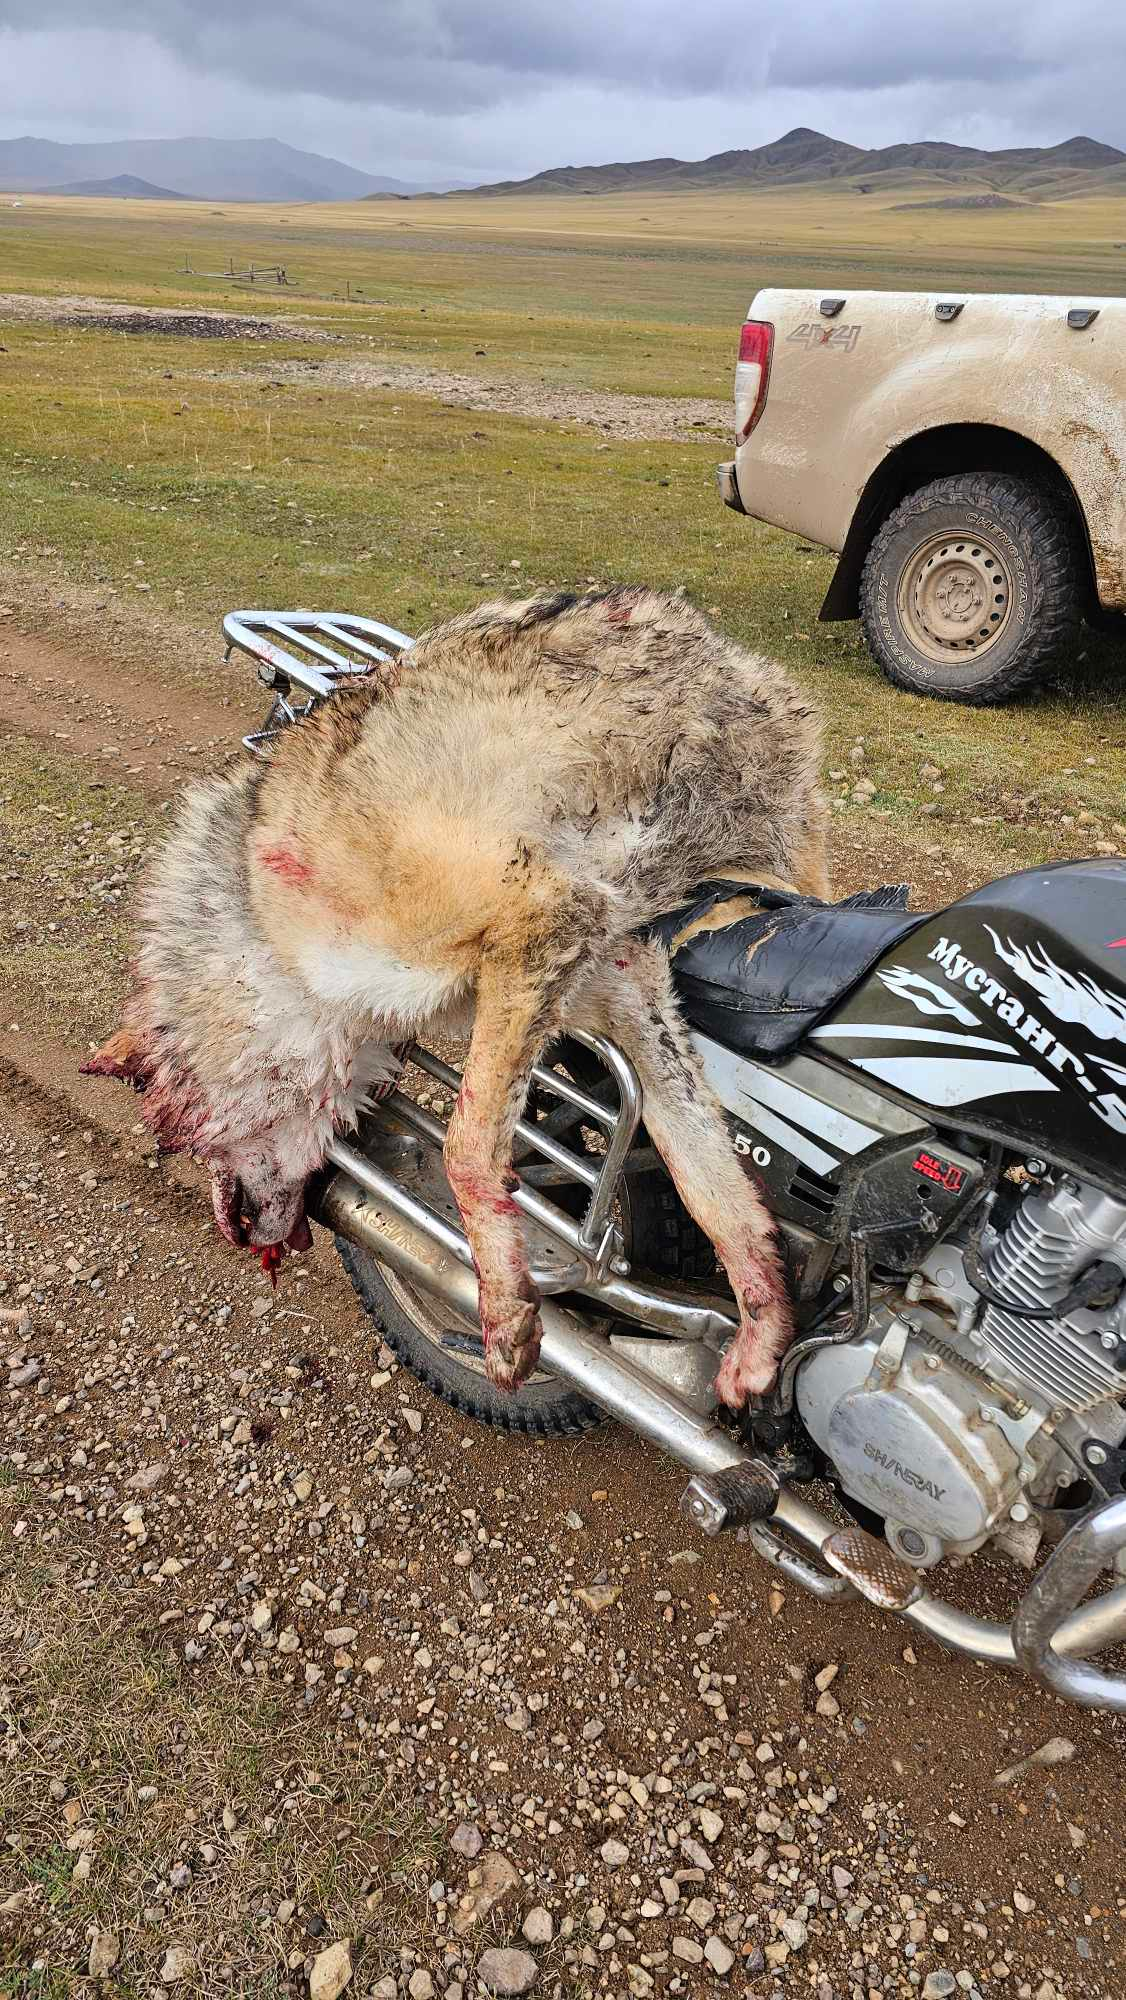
714,1344 -> 776,1409
713,1297 -> 792,1409
480,1283 -> 543,1393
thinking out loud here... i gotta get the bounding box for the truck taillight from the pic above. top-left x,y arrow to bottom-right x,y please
735,319 -> 774,443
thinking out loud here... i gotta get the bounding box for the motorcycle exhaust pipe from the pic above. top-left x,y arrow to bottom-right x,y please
318,1161 -> 774,1485
316,1156 -> 1126,1702
1012,1493 -> 1126,1712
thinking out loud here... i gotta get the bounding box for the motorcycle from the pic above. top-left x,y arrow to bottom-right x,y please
224,606 -> 1126,1713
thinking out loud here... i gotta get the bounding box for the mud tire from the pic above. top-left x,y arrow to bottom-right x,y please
859,471 -> 1083,704
336,1233 -> 605,1437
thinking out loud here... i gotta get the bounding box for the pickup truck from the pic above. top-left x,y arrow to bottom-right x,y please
717,289 -> 1126,704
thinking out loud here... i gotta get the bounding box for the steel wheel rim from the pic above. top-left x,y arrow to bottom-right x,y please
898,530 -> 1014,664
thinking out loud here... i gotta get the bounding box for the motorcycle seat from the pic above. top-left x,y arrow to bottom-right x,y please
647,882 -> 928,1062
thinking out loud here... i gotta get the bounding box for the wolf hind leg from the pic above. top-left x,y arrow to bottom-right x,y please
577,939 -> 793,1405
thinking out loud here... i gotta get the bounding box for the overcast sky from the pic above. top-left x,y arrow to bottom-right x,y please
1,1 -> 1124,184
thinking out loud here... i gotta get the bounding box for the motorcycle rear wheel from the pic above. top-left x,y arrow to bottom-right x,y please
335,1043 -> 713,1437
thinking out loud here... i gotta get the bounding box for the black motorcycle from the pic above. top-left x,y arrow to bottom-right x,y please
228,607 -> 1126,1714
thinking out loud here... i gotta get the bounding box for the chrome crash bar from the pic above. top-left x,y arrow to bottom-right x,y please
314,1059 -> 1126,1712
1012,1495 -> 1126,1711
339,1037 -> 737,1351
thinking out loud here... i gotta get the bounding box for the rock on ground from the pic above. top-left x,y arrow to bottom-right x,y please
475,1947 -> 540,1995
88,1930 -> 120,1978
521,1905 -> 554,1945
309,1939 -> 353,2000
452,1852 -> 520,1936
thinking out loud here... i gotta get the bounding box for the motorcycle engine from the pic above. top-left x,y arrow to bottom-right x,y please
796,1175 -> 1126,1568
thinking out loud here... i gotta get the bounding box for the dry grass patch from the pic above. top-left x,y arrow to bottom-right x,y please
0,736 -> 157,1045
1,1539 -> 441,1997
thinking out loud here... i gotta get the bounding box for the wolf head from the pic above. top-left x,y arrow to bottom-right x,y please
205,1141 -> 316,1254
81,992 -> 324,1255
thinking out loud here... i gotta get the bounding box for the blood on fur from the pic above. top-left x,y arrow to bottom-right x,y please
260,845 -> 314,885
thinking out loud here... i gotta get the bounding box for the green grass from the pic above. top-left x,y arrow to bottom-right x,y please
1,313 -> 1123,864
4,179 -> 1126,400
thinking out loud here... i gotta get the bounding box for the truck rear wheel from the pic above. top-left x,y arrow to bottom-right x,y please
859,470 -> 1082,704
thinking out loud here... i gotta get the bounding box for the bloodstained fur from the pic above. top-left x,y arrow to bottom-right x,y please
259,844 -> 314,886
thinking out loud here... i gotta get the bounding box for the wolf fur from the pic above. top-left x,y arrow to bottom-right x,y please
84,588 -> 828,1405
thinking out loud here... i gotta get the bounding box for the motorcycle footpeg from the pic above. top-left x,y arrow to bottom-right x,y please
680,1461 -> 780,1536
820,1526 -> 924,1612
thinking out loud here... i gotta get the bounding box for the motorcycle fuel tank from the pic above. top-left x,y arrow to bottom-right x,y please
810,860 -> 1126,1190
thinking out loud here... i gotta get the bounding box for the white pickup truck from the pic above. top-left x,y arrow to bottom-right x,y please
717,288 -> 1126,704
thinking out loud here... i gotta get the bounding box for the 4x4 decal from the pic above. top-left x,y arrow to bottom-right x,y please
787,322 -> 862,352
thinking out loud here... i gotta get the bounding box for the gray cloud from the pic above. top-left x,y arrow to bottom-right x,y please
0,2 -> 1122,182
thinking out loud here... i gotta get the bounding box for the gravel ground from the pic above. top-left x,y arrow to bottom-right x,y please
2,624 -> 1125,2000
0,292 -> 338,342
231,357 -> 731,442
3,1082 -> 1125,2000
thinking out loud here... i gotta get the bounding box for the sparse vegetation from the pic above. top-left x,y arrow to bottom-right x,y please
1,216 -> 1123,878
1,1539 -> 442,1997
1,184 -> 1125,1999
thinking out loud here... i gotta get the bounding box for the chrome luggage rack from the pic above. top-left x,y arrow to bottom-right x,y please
223,609 -> 415,756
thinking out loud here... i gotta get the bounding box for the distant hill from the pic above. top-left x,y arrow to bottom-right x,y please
39,173 -> 188,200
458,126 -> 1126,202
0,136 -> 455,202
363,182 -> 474,201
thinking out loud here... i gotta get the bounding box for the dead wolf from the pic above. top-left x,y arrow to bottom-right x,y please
84,588 -> 828,1405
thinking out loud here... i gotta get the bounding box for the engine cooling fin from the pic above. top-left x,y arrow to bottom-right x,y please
980,1186 -> 1126,1416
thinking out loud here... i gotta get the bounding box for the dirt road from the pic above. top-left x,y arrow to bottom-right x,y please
2,622 -> 1124,2000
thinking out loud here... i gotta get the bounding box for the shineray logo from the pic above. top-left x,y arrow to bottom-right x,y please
925,936 -> 1126,1134
863,1439 -> 946,1501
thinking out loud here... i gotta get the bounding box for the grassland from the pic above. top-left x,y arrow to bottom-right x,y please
2,1537 -> 442,1997
1,184 -> 1124,870
3,185 -> 1126,1998
5,179 -> 1126,394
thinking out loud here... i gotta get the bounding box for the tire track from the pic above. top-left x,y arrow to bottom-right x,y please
0,626 -> 254,799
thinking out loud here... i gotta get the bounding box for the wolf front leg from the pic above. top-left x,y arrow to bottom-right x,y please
588,939 -> 793,1405
443,906 -> 599,1393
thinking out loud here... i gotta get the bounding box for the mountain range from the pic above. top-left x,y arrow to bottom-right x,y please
4,127 -> 1124,206
0,136 -> 462,202
455,126 -> 1126,201
37,174 -> 188,201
